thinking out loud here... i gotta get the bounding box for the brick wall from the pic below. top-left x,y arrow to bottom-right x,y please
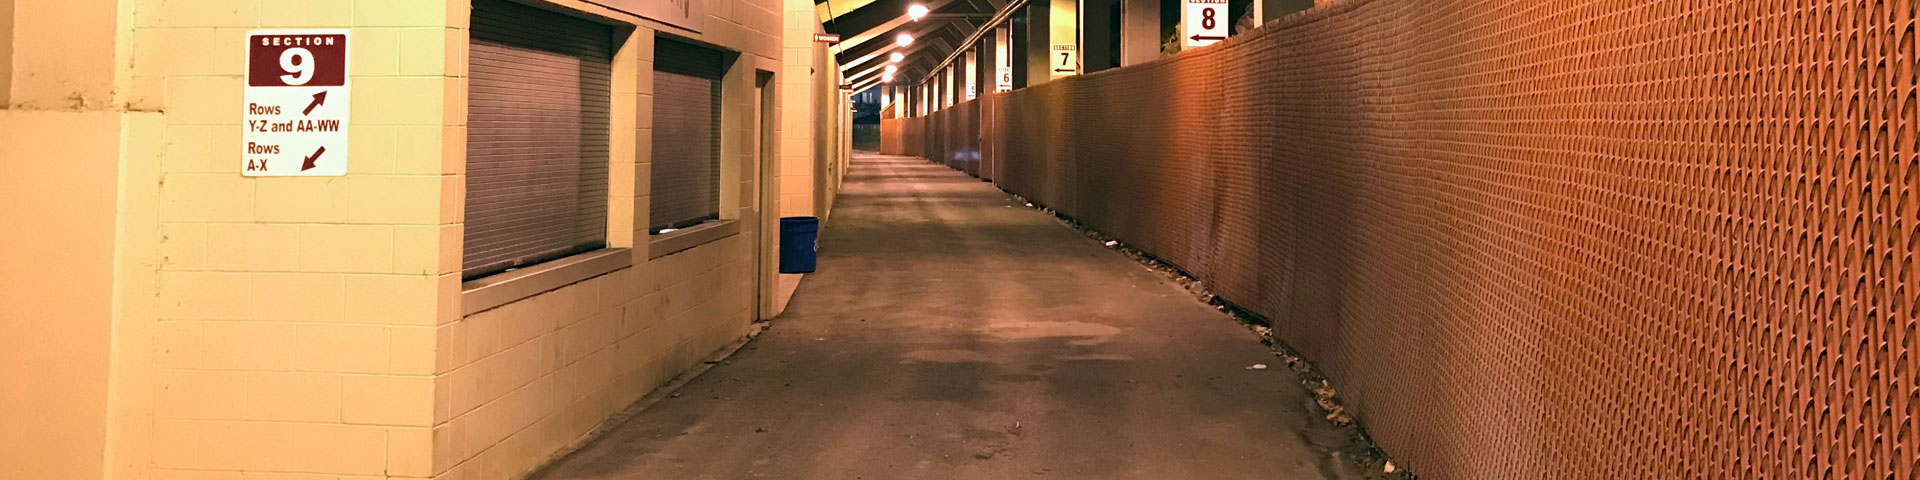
910,0 -> 1919,478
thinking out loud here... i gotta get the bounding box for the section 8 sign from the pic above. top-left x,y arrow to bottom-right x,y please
242,29 -> 350,176
1182,0 -> 1229,47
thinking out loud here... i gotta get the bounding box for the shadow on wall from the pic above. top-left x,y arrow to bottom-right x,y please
889,0 -> 1920,479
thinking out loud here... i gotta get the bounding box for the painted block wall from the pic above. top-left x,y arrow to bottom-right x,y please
433,0 -> 783,478
3,0 -> 818,478
122,1 -> 465,479
778,0 -> 820,218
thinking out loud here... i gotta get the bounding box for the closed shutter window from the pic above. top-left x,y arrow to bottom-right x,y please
463,0 -> 613,279
649,38 -> 726,233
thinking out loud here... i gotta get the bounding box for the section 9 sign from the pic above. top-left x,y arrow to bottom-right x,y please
1183,0 -> 1229,47
243,30 -> 350,176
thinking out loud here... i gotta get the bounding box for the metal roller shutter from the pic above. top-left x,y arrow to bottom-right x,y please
463,0 -> 613,279
648,39 -> 726,232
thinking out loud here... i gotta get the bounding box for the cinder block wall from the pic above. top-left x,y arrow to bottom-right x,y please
126,1 -> 464,478
917,0 -> 1919,478
3,0 -> 812,478
778,0 -> 820,218
433,0 -> 782,478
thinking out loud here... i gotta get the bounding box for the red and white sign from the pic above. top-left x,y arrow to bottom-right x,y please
1183,0 -> 1229,47
242,29 -> 350,176
994,27 -> 1013,92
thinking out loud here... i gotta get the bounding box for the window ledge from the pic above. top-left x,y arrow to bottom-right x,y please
649,220 -> 739,260
461,248 -> 632,316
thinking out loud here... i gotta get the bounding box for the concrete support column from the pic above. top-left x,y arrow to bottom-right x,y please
963,49 -> 978,101
1047,0 -> 1080,79
1256,0 -> 1312,24
947,65 -> 960,106
1081,0 -> 1117,72
1012,9 -> 1032,88
1120,0 -> 1161,66
974,39 -> 993,99
1022,3 -> 1051,86
893,85 -> 906,118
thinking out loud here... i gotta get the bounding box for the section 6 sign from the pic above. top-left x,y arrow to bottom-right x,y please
243,29 -> 349,176
1183,0 -> 1229,47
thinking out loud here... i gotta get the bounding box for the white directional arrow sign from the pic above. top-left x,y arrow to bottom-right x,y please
1183,0 -> 1229,48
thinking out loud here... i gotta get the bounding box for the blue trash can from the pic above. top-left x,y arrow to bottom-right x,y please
779,216 -> 819,273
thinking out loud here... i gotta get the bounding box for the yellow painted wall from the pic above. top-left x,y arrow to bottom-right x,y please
0,109 -> 120,480
1,0 -> 14,105
436,0 -> 784,478
122,1 -> 462,478
1,0 -> 155,478
1,0 -> 843,477
778,0 -> 819,218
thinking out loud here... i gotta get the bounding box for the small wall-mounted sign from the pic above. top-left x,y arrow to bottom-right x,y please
1183,0 -> 1230,47
242,29 -> 350,176
814,33 -> 841,44
1049,44 -> 1078,76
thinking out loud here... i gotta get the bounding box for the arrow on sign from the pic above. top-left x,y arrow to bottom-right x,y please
1189,34 -> 1226,42
303,91 -> 327,115
301,146 -> 326,171
1053,68 -> 1075,73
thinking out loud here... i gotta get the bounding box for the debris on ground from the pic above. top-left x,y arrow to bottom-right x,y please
1000,189 -> 1417,480
1313,380 -> 1352,426
1246,364 -> 1269,370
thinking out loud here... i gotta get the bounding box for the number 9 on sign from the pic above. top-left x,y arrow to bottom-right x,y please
279,47 -> 315,85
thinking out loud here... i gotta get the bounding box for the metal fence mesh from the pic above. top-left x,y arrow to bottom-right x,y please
886,0 -> 1918,477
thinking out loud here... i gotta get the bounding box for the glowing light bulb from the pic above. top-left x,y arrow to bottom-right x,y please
907,4 -> 929,21
895,33 -> 914,47
890,52 -> 905,63
884,64 -> 898,74
882,72 -> 894,82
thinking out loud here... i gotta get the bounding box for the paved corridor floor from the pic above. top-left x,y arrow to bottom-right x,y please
533,154 -> 1372,480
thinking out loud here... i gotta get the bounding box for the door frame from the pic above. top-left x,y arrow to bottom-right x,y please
754,70 -> 779,320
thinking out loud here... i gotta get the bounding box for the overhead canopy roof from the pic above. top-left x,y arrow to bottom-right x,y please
816,0 -> 1004,89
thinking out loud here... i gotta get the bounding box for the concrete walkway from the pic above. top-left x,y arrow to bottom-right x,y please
533,154 -> 1371,480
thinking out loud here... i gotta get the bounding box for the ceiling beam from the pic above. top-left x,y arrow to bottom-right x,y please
826,0 -> 963,58
814,0 -> 885,23
836,19 -> 955,73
